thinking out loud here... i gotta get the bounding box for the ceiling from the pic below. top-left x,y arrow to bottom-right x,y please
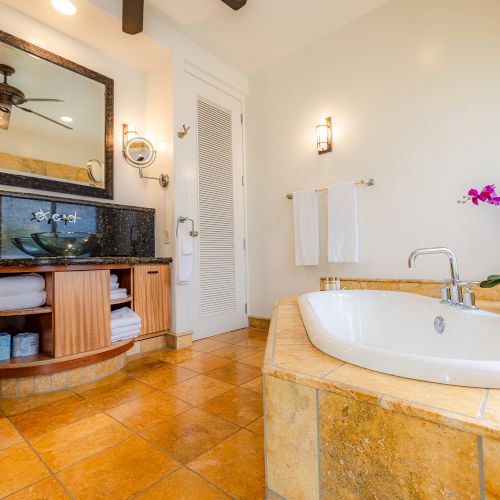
146,0 -> 389,74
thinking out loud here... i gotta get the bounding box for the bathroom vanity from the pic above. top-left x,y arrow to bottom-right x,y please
0,257 -> 171,379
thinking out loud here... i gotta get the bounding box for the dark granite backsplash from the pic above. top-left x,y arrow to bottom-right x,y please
0,190 -> 155,259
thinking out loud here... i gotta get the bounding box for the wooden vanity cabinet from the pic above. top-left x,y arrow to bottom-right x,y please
53,270 -> 111,357
133,265 -> 170,337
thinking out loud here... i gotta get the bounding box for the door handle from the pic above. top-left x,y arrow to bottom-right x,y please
148,271 -> 159,275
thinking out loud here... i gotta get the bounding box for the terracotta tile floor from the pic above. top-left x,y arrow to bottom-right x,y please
0,328 -> 266,499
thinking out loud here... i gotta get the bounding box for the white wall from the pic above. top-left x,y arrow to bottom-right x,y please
246,0 -> 500,317
0,4 -> 173,257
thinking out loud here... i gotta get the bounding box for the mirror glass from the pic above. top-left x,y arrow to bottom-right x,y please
0,33 -> 113,199
124,137 -> 156,168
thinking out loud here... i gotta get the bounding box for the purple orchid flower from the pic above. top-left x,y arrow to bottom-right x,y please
466,185 -> 500,206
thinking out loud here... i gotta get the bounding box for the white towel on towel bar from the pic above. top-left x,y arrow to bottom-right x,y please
328,182 -> 359,263
293,189 -> 319,266
0,273 -> 45,297
177,234 -> 193,283
0,291 -> 47,311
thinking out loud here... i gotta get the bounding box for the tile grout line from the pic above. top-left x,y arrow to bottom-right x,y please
478,389 -> 489,419
316,387 -> 322,500
477,436 -> 485,500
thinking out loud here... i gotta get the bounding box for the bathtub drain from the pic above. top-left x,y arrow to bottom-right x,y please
434,316 -> 445,334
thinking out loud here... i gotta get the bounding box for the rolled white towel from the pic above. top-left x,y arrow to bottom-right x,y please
0,274 -> 45,297
110,274 -> 119,284
0,291 -> 47,311
110,282 -> 120,290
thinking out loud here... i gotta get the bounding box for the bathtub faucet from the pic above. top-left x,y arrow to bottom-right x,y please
408,247 -> 463,307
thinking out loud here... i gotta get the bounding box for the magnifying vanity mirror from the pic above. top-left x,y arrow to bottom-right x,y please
122,126 -> 169,188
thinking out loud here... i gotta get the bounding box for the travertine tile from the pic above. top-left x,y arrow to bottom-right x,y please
7,477 -> 69,499
484,437 -> 500,499
211,343 -> 262,360
0,390 -> 74,416
155,348 -> 203,364
67,366 -> 95,387
139,336 -> 167,353
34,374 -> 52,394
0,418 -> 23,451
0,443 -> 49,498
0,378 -> 17,397
137,467 -> 229,499
31,413 -> 131,472
265,375 -> 319,499
11,395 -> 99,440
190,429 -> 265,499
246,416 -> 264,436
17,377 -> 35,395
165,375 -> 235,405
242,376 -> 264,393
399,282 -> 440,298
319,389 -> 479,498
214,329 -> 250,345
192,338 -> 229,353
51,372 -> 68,391
57,436 -> 178,499
236,337 -> 267,349
327,364 -> 484,417
129,363 -> 198,389
79,377 -> 155,410
72,371 -> 128,394
206,362 -> 262,386
106,391 -> 191,432
484,389 -> 500,425
141,407 -> 239,463
200,387 -> 263,426
178,353 -> 233,373
274,344 -> 343,376
239,351 -> 265,367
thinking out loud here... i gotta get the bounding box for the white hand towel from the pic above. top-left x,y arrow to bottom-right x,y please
0,291 -> 47,311
328,182 -> 359,263
177,235 -> 193,283
0,274 -> 45,297
293,189 -> 319,266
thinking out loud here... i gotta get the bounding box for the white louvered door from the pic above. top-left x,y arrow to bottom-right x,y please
185,73 -> 247,340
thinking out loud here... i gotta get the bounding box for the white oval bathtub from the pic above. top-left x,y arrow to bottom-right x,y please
298,290 -> 500,388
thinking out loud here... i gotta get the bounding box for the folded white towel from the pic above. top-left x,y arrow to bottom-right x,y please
111,324 -> 141,338
293,189 -> 319,266
110,282 -> 119,290
110,293 -> 128,301
112,330 -> 140,342
0,274 -> 45,297
177,234 -> 193,284
110,274 -> 119,284
110,288 -> 128,299
328,182 -> 359,263
110,307 -> 141,328
0,291 -> 47,311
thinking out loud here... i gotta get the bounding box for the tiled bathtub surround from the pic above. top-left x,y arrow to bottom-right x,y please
263,299 -> 500,499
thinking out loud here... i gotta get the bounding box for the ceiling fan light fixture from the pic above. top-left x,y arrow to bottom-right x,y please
50,0 -> 77,16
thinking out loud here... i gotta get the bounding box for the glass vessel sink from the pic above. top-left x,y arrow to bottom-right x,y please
31,232 -> 102,257
11,237 -> 52,257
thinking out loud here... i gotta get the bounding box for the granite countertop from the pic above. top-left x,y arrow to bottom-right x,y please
264,298 -> 500,439
0,256 -> 173,267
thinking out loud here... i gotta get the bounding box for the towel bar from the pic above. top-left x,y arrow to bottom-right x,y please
286,178 -> 375,199
176,216 -> 198,237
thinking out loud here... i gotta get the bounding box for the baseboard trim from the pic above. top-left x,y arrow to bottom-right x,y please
248,316 -> 271,330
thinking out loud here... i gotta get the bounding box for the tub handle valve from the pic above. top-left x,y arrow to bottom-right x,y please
458,281 -> 479,310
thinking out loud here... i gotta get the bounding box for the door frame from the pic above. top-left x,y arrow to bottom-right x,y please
177,62 -> 249,339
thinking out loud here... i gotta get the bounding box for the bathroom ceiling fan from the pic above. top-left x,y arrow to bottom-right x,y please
0,64 -> 72,131
122,0 -> 248,35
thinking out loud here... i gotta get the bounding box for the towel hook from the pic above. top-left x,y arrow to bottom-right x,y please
176,216 -> 198,238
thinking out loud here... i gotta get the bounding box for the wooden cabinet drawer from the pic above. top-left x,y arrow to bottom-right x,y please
133,265 -> 170,336
53,270 -> 110,357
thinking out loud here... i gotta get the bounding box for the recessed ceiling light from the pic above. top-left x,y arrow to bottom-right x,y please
60,115 -> 74,123
50,0 -> 77,16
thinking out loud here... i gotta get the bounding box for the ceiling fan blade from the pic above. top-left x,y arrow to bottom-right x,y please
220,0 -> 247,10
122,0 -> 144,35
0,109 -> 11,130
24,98 -> 65,102
14,105 -> 73,130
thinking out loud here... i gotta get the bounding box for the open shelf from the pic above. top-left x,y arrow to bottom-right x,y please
110,295 -> 133,306
0,306 -> 53,317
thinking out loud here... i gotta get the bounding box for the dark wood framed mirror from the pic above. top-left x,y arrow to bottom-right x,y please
0,30 -> 114,199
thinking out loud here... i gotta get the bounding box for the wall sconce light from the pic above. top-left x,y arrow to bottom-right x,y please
316,117 -> 332,154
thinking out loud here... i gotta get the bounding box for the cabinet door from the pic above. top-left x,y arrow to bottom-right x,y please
133,265 -> 170,336
53,270 -> 110,357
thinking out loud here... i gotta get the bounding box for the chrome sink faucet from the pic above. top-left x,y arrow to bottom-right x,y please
408,247 -> 478,309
